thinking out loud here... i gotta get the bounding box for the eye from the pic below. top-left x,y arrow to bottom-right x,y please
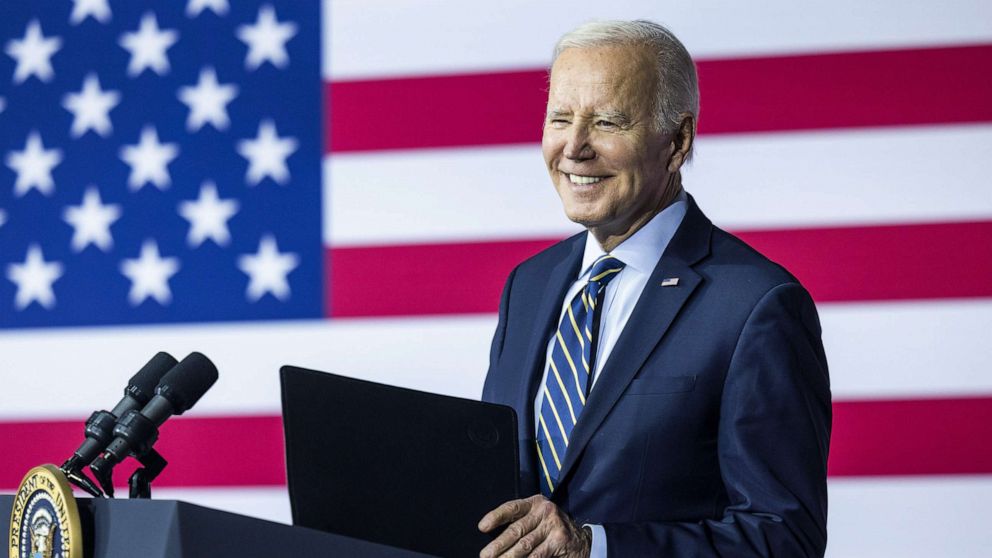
548,118 -> 570,129
596,120 -> 619,129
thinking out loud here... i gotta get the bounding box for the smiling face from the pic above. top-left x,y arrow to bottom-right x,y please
543,44 -> 684,250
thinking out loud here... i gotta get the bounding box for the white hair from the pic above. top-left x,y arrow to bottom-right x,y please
552,20 -> 700,138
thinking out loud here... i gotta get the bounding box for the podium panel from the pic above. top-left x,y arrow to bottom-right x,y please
1,496 -> 436,558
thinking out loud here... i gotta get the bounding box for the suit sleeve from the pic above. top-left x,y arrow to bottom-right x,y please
602,282 -> 832,557
482,265 -> 517,400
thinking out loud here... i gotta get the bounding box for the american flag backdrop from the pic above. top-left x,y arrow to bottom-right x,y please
1,0 -> 991,556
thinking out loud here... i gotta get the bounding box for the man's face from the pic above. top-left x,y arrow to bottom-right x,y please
542,44 -> 675,242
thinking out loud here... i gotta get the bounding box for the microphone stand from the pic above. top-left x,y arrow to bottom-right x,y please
128,448 -> 167,499
91,445 -> 169,499
90,407 -> 170,499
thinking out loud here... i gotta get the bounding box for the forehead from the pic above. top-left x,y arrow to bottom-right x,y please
547,44 -> 656,112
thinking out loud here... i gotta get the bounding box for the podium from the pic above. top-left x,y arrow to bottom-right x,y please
1,495 -> 436,558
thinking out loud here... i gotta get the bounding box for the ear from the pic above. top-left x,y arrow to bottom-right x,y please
667,114 -> 696,172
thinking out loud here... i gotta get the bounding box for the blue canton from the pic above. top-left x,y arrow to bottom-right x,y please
0,0 -> 322,328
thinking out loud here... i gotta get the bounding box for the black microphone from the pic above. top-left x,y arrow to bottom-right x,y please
60,352 -> 178,495
90,352 -> 218,494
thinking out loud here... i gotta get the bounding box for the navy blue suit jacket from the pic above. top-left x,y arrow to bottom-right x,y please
482,197 -> 831,556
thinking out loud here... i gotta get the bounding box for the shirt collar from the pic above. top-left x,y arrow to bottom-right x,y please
578,189 -> 689,278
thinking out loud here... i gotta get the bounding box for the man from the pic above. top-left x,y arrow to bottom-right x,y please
478,20 -> 830,557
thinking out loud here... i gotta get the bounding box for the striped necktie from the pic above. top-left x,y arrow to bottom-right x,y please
536,254 -> 626,496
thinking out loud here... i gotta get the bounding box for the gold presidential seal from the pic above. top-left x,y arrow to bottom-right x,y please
8,464 -> 82,558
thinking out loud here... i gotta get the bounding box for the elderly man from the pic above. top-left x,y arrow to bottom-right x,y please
478,20 -> 830,558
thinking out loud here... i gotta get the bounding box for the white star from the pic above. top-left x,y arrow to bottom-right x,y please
5,20 -> 62,84
0,97 -> 6,114
236,5 -> 297,71
0,208 -> 6,228
238,234 -> 299,302
177,67 -> 238,132
63,186 -> 122,252
120,240 -> 180,306
62,74 -> 120,137
119,126 -> 179,191
6,131 -> 63,197
186,0 -> 229,17
237,119 -> 297,186
119,13 -> 178,77
6,245 -> 64,310
70,0 -> 112,25
178,181 -> 239,247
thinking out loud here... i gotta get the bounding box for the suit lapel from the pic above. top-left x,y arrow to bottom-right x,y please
514,235 -> 584,494
556,197 -> 713,486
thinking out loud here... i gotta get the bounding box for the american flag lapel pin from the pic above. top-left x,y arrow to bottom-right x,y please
660,277 -> 680,287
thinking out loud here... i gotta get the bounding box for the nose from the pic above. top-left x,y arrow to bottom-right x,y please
563,124 -> 594,161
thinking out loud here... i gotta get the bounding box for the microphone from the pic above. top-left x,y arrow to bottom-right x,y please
90,352 -> 218,495
60,352 -> 178,496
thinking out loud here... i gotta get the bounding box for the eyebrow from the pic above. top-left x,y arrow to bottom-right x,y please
594,111 -> 631,125
545,108 -> 632,125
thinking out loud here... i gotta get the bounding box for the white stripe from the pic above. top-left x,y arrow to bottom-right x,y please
326,146 -> 578,246
823,299 -> 992,399
325,0 -> 992,79
0,316 -> 494,420
827,475 -> 992,557
0,300 -> 989,419
688,124 -> 992,231
326,125 -> 992,245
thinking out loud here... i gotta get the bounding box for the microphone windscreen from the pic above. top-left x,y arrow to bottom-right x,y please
127,352 -> 179,404
156,352 -> 219,414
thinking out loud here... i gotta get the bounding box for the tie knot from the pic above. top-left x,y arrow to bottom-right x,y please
587,254 -> 626,289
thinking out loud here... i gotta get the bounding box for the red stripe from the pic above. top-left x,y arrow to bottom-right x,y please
327,220 -> 992,318
328,44 -> 992,152
328,70 -> 547,152
0,416 -> 286,491
696,43 -> 992,135
829,397 -> 992,476
735,220 -> 992,303
326,239 -> 558,317
1,396 -> 989,490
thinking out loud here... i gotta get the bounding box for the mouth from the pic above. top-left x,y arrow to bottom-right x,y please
564,173 -> 608,186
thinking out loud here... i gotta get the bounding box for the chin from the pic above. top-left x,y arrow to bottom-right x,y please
562,207 -> 603,228
557,188 -> 609,222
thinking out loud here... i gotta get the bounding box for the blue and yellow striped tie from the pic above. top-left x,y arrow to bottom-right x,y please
536,254 -> 626,496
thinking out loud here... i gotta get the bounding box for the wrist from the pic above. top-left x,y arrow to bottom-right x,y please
580,525 -> 593,556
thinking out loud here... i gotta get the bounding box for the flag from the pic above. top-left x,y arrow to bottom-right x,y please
1,1 -> 990,556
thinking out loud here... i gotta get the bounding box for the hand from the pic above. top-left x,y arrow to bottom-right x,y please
478,495 -> 592,558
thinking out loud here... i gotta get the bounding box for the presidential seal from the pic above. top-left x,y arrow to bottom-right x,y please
8,465 -> 82,558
